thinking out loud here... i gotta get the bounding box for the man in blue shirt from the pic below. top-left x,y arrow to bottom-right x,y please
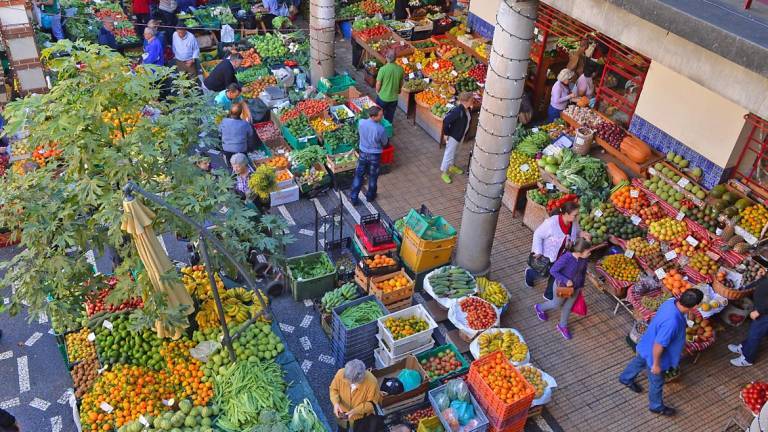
619,289 -> 703,416
142,27 -> 164,67
350,106 -> 388,205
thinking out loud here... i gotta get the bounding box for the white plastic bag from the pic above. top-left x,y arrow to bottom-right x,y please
696,283 -> 728,318
190,340 -> 222,362
447,297 -> 500,340
423,267 -> 477,309
515,366 -> 558,406
469,328 -> 530,366
220,24 -> 235,43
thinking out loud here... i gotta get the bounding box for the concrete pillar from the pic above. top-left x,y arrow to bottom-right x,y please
309,0 -> 335,85
455,0 -> 538,275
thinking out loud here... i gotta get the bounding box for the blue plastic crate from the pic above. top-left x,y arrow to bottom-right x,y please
333,348 -> 374,367
331,338 -> 378,360
331,295 -> 388,341
428,382 -> 489,432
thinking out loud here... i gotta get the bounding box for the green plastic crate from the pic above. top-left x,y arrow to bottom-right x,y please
317,74 -> 356,94
323,141 -> 355,155
415,343 -> 470,389
403,210 -> 456,241
282,126 -> 319,150
286,252 -> 337,301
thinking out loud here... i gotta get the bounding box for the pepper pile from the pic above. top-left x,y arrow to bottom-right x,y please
546,194 -> 578,214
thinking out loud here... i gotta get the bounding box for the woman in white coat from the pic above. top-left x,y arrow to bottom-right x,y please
525,201 -> 589,300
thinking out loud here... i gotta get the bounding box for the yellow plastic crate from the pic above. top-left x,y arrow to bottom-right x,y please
400,232 -> 453,273
417,416 -> 444,432
404,226 -> 457,251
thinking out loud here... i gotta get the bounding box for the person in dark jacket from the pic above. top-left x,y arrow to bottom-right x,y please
440,92 -> 473,184
0,408 -> 19,432
534,238 -> 592,340
729,269 -> 768,366
98,19 -> 120,51
393,0 -> 411,20
203,53 -> 243,92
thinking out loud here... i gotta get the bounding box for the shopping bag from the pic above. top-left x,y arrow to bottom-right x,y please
571,289 -> 587,316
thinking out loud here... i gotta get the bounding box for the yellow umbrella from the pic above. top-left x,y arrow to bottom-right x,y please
121,197 -> 193,339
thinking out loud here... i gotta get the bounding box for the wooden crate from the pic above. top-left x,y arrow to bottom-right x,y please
415,104 -> 444,143
354,264 -> 372,292
523,199 -> 548,231
369,270 -> 415,305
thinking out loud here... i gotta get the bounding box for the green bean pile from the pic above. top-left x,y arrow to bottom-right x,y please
339,301 -> 384,329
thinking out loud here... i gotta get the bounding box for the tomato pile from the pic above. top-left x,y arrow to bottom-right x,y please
85,287 -> 143,317
546,194 -> 578,214
742,381 -> 768,415
474,351 -> 532,405
468,63 -> 487,83
459,297 -> 496,330
419,349 -> 464,379
356,25 -> 388,42
403,407 -> 434,425
297,99 -> 329,118
279,107 -> 302,123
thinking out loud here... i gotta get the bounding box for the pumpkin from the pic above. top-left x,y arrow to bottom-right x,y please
606,162 -> 628,185
620,136 -> 652,164
576,96 -> 590,108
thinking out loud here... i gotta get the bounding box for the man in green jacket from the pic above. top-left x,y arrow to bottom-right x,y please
375,51 -> 404,125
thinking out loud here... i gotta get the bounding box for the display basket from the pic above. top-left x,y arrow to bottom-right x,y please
355,224 -> 397,253
712,277 -> 754,300
377,304 -> 438,356
626,288 -> 668,323
375,337 -> 435,368
360,250 -> 402,276
331,295 -> 389,341
466,351 -> 535,427
415,343 -> 470,389
369,269 -> 415,306
428,381 -> 489,432
681,264 -> 713,285
594,262 -> 635,298
326,150 -> 358,173
403,209 -> 457,241
683,309 -> 716,357
317,74 -> 357,95
281,126 -> 319,150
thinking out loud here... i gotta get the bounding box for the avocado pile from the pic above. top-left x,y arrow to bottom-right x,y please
709,184 -> 753,220
579,203 -> 645,243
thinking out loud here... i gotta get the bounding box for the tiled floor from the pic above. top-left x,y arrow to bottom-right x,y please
335,39 -> 766,431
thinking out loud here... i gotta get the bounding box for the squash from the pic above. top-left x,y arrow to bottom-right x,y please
606,162 -> 628,185
620,136 -> 652,164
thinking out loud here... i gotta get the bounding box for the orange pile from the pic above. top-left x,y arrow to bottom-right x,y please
475,352 -> 532,405
276,170 -> 292,182
415,89 -> 447,106
662,269 -> 691,296
266,156 -> 289,170
160,340 -> 214,406
31,142 -> 62,167
611,186 -> 649,213
365,254 -> 396,269
232,48 -> 261,68
375,273 -> 410,293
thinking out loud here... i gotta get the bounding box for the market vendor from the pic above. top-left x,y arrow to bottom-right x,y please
258,0 -> 299,29
215,83 -> 252,122
329,359 -> 382,432
219,104 -> 257,161
142,27 -> 165,67
203,53 -> 242,93
728,271 -> 768,367
158,0 -> 178,27
619,289 -> 703,416
575,64 -> 596,100
34,0 -> 64,41
98,19 -> 120,52
375,52 -> 404,125
439,92 -> 473,184
172,25 -> 200,80
547,68 -> 576,123
350,106 -> 388,205
394,0 -> 412,20
230,153 -> 253,200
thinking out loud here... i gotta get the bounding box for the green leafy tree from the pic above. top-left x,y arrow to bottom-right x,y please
0,41 -> 291,331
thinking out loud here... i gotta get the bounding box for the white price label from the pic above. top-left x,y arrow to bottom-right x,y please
218,206 -> 229,215
685,236 -> 699,247
139,416 -> 150,427
400,40 -> 404,46
624,249 -> 635,258
715,228 -> 723,236
655,268 -> 667,279
630,215 -> 641,225
649,238 -> 656,245
100,402 -> 114,413
87,332 -> 96,342
519,164 -> 530,172
162,398 -> 175,407
532,127 -> 539,133
102,320 -> 113,330
744,231 -> 758,245
648,167 -> 657,176
402,58 -> 409,64
677,178 -> 690,188
478,82 -> 485,87
432,62 -> 439,69
593,209 -> 603,218
416,63 -> 423,70
664,250 -> 677,261
630,189 -> 639,198
408,73 -> 415,79
546,182 -> 555,190
676,211 -> 685,221
451,70 -> 458,76
97,365 -> 106,374
422,78 -> 430,83
207,149 -> 220,155
446,103 -> 455,109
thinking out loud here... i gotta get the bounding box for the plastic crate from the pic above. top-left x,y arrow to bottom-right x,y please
400,232 -> 454,273
286,252 -> 337,301
318,74 -> 357,95
332,295 -> 389,342
375,337 -> 435,367
404,226 -> 457,251
403,210 -> 457,241
418,416 -> 445,432
467,351 -> 535,423
381,143 -> 395,164
428,382 -> 489,432
415,344 -> 471,389
282,126 -> 319,150
360,250 -> 402,276
369,269 -> 415,305
355,224 -> 397,252
361,213 -> 394,246
377,304 -> 438,355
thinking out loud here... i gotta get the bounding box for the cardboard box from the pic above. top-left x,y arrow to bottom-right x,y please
270,183 -> 299,207
372,355 -> 430,407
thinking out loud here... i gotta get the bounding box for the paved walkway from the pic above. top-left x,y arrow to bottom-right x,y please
335,39 -> 765,431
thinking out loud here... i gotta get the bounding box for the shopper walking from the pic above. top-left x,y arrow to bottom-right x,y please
172,25 -> 200,80
547,69 -> 575,123
728,272 -> 768,366
439,92 -> 473,184
203,53 -> 242,93
329,359 -> 382,432
534,238 -> 592,340
525,201 -> 587,300
375,51 -> 404,124
619,289 -> 704,416
349,106 -> 388,205
230,153 -> 252,200
157,0 -> 178,27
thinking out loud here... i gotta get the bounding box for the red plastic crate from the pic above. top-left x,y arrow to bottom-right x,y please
381,144 -> 395,164
487,409 -> 529,432
467,351 -> 535,423
354,224 -> 397,253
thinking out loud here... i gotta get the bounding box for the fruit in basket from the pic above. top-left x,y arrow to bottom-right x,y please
648,218 -> 688,242
243,75 -> 277,99
404,407 -> 435,425
375,273 -> 411,293
320,283 -> 359,314
181,265 -> 224,301
297,99 -> 330,118
506,151 -> 541,185
640,292 -> 672,312
578,203 -> 645,243
642,250 -> 677,273
428,266 -> 477,298
595,121 -> 626,149
420,349 -> 464,379
626,237 -> 659,257
689,252 -> 718,276
478,330 -> 528,362
200,322 -> 284,376
85,283 -> 143,316
684,205 -> 720,233
459,297 -> 496,330
638,204 -> 665,225
275,170 -> 292,183
365,254 -> 397,268
65,328 -> 98,363
94,314 -> 165,369
662,269 -> 691,296
741,381 -> 768,415
403,79 -> 429,92
415,88 -> 447,106
739,204 -> 768,237
385,316 -> 429,340
72,359 -> 99,398
601,254 -> 640,282
672,233 -> 708,257
310,117 -> 338,134
611,186 -> 649,213
477,277 -> 508,308
467,63 -> 487,84
476,352 -> 532,404
518,365 -> 547,398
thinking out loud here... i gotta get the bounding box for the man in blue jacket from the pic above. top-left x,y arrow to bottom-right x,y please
728,270 -> 768,367
619,288 -> 703,416
440,92 -> 473,184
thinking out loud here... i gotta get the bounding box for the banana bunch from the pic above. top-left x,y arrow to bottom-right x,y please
181,265 -> 224,301
477,277 -> 508,308
478,330 -> 528,362
196,288 -> 261,329
228,287 -> 254,303
223,297 -> 250,324
320,283 -> 359,314
196,300 -> 220,329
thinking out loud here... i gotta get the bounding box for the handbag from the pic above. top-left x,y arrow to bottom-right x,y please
571,289 -> 587,316
527,253 -> 551,275
351,402 -> 385,432
555,284 -> 574,298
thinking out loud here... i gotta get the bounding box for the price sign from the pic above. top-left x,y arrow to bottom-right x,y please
685,236 -> 699,247
416,63 -> 423,70
400,40 -> 404,46
655,268 -> 667,279
402,58 -> 409,64
624,249 -> 635,258
432,62 -> 439,69
451,70 -> 458,76
630,189 -> 639,198
162,399 -> 175,407
478,82 -> 485,87
744,231 -> 758,245
631,215 -> 641,225
594,209 -> 603,218
100,402 -> 114,413
532,127 -> 539,133
649,238 -> 656,245
408,72 -> 415,79
102,320 -> 113,330
139,416 -> 150,427
97,365 -> 106,374
716,227 -> 723,236
677,178 -> 690,188
87,332 -> 96,342
446,103 -> 455,109
519,164 -> 530,172
218,206 -> 229,215
546,182 -> 555,190
207,149 -> 220,155
664,250 -> 677,261
676,211 -> 685,221
422,78 -> 430,83
648,167 -> 657,176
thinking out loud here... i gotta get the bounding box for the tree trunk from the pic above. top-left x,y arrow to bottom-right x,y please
309,0 -> 336,85
454,0 -> 538,274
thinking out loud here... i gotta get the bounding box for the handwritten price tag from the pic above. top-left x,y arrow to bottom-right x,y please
100,402 -> 114,413
546,182 -> 555,190
422,78 -> 430,83
532,127 -> 539,133
624,249 -> 635,258
744,231 -> 758,245
162,399 -> 175,407
102,320 -> 113,330
630,189 -> 639,198
593,209 -> 603,218
664,250 -> 677,261
408,73 -> 415,79
432,62 -> 439,69
677,178 -> 690,188
402,58 -> 409,64
519,164 -> 530,172
630,215 -> 642,225
676,211 -> 685,221
139,416 -> 150,427
451,70 -> 458,76
416,63 -> 423,70
655,268 -> 667,279
87,332 -> 96,342
686,236 -> 699,247
648,167 -> 657,176
715,227 -> 723,236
